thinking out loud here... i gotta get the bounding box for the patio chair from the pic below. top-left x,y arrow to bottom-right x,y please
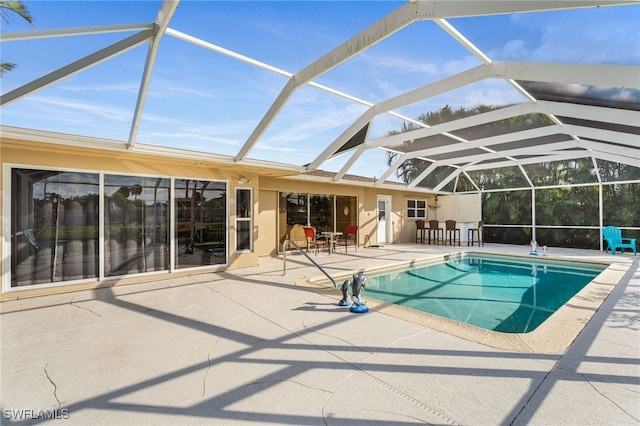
287,224 -> 308,250
468,221 -> 483,247
415,220 -> 426,244
445,220 -> 461,246
303,226 -> 329,255
336,225 -> 358,252
427,220 -> 443,244
603,226 -> 636,255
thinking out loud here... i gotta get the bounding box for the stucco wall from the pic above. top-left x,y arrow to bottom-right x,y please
1,138 -> 262,297
256,187 -> 278,256
1,136 -> 481,298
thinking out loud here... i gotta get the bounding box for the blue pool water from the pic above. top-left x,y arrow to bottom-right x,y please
363,254 -> 606,333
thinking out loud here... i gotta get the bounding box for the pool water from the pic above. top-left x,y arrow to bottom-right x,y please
364,254 -> 606,333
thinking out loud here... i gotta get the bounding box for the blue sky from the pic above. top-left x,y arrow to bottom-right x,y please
1,1 -> 639,180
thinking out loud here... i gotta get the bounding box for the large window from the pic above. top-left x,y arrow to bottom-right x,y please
8,167 -> 234,289
278,192 -> 357,248
236,188 -> 252,251
104,175 -> 170,277
10,169 -> 100,287
175,179 -> 227,268
309,194 -> 334,233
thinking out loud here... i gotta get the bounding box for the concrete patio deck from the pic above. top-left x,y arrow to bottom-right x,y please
1,243 -> 638,425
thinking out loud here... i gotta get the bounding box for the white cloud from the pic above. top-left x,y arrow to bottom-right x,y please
148,78 -> 218,100
24,95 -> 133,123
57,81 -> 140,94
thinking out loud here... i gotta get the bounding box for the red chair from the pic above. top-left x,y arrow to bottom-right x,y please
303,227 -> 328,254
336,225 -> 358,252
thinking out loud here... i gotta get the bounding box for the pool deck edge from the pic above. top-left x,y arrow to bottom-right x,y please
297,253 -> 631,354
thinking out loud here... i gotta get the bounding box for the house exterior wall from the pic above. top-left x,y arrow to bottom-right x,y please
1,135 -> 480,299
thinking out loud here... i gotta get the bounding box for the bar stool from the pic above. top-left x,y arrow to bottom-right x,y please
428,220 -> 443,244
468,220 -> 483,246
445,220 -> 461,246
415,220 -> 426,244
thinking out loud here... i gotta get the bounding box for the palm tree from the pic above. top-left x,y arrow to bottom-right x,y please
1,0 -> 34,76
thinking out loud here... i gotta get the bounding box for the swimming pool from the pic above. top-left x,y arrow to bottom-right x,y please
300,251 -> 625,352
362,253 -> 605,333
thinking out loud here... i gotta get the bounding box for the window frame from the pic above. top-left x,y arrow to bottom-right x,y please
235,187 -> 253,252
407,198 -> 427,219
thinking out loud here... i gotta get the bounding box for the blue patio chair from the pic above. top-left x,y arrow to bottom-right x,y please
603,226 -> 636,255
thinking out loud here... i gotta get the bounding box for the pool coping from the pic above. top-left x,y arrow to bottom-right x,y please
295,251 -> 629,353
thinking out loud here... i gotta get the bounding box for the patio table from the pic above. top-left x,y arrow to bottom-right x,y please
321,231 -> 343,254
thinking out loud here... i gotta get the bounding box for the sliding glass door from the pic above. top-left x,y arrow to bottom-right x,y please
277,192 -> 357,249
174,179 -> 227,269
11,169 -> 100,286
104,175 -> 170,277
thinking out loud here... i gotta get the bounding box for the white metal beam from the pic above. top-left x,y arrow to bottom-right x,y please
234,1 -> 422,162
307,109 -> 377,170
368,102 -> 538,148
432,141 -> 582,167
375,154 -> 407,186
563,124 -> 639,147
581,139 -> 640,160
0,30 -> 153,107
307,64 -> 492,170
334,145 -> 369,181
0,23 -> 154,42
590,151 -> 640,168
463,151 -> 598,171
425,1 -> 637,18
495,62 -> 640,89
404,125 -> 565,160
434,19 -> 491,64
367,98 -> 640,149
407,162 -> 439,189
314,61 -> 637,173
128,0 -> 180,148
538,100 -> 640,126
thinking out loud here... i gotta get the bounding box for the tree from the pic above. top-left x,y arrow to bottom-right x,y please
1,0 -> 34,76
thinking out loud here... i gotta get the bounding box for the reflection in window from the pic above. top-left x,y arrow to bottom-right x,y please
11,169 -> 99,286
278,192 -> 357,247
175,179 -> 227,269
336,195 -> 358,234
309,194 -> 333,233
236,188 -> 252,251
278,192 -> 307,246
104,175 -> 170,276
